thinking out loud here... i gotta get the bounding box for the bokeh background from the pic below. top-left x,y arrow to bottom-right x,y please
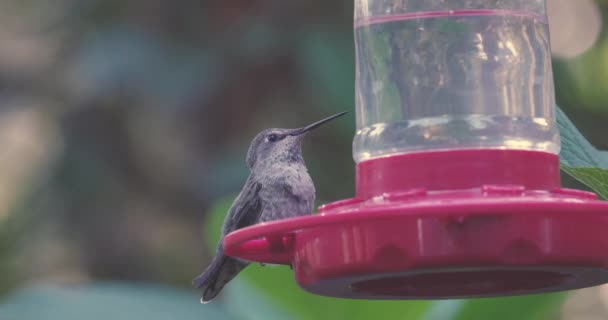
0,0 -> 606,319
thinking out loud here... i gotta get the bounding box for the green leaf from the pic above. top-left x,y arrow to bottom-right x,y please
0,283 -> 237,320
206,197 -> 432,320
557,106 -> 608,168
557,105 -> 608,199
452,293 -> 564,320
561,166 -> 608,200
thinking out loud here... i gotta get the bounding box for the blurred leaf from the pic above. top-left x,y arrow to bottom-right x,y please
69,26 -> 223,107
206,197 -> 432,320
299,30 -> 355,115
452,294 -> 564,320
0,283 -> 237,320
557,105 -> 608,199
563,43 -> 608,114
561,167 -> 608,200
422,300 -> 467,320
421,300 -> 465,320
223,279 -> 292,320
557,105 -> 608,168
234,19 -> 285,63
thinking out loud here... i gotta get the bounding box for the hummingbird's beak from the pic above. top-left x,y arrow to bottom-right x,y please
290,111 -> 348,136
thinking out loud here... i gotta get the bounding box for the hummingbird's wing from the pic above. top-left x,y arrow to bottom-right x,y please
195,174 -> 261,303
223,174 -> 263,235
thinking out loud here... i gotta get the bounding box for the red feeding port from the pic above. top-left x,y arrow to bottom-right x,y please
224,150 -> 608,299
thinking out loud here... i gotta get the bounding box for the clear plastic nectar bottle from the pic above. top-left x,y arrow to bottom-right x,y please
352,0 -> 560,163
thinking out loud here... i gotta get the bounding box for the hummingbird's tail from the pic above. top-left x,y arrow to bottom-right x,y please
192,250 -> 248,303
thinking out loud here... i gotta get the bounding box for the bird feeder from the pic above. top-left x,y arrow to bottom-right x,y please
223,0 -> 608,299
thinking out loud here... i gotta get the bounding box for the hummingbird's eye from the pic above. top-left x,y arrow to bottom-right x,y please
267,134 -> 281,142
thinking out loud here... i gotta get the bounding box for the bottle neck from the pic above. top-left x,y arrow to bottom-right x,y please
355,149 -> 560,199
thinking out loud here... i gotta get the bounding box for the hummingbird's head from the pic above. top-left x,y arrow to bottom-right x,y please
245,111 -> 347,169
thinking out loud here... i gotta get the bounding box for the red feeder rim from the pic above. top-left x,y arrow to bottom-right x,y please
224,149 -> 608,299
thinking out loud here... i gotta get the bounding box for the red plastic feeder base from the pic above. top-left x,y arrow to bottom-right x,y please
223,150 -> 608,299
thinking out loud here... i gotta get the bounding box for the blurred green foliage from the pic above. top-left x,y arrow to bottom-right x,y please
0,283 -> 237,320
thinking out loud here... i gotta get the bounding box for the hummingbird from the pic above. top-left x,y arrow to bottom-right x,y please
192,111 -> 348,303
